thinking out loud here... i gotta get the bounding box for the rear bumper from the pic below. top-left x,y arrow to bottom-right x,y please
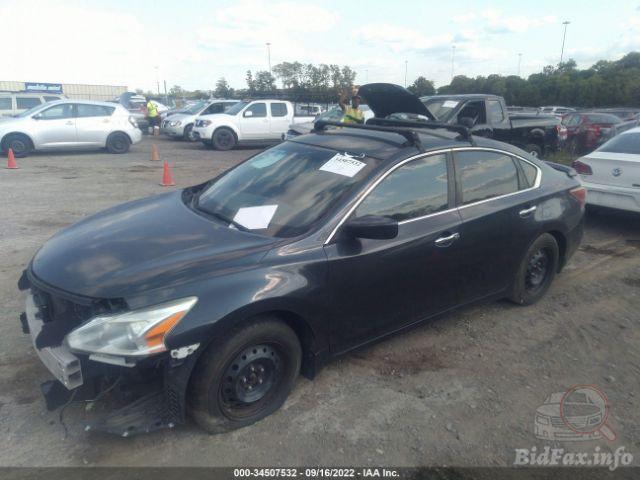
582,181 -> 640,213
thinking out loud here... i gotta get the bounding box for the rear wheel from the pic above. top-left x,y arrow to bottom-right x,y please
509,233 -> 559,305
212,128 -> 237,151
106,132 -> 130,154
3,133 -> 32,158
188,318 -> 301,433
525,143 -> 542,158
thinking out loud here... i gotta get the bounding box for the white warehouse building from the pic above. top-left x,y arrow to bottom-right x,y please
0,81 -> 127,101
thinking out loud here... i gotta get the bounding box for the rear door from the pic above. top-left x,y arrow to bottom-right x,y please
325,152 -> 464,351
452,148 -> 541,301
74,104 -> 116,146
239,102 -> 270,139
31,103 -> 77,148
269,102 -> 290,138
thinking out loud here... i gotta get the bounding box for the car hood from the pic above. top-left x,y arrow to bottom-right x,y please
31,192 -> 278,299
358,83 -> 435,120
165,112 -> 196,122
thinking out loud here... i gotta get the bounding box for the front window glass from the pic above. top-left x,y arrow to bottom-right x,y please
455,151 -> 519,205
39,104 -> 74,120
598,133 -> 640,154
194,143 -> 377,237
225,101 -> 250,115
245,103 -> 266,118
355,154 -> 449,221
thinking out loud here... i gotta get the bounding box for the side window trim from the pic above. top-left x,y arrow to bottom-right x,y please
451,147 -> 542,209
324,149 -> 454,244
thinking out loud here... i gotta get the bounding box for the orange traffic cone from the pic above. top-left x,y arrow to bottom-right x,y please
6,148 -> 18,169
151,144 -> 160,161
160,161 -> 176,186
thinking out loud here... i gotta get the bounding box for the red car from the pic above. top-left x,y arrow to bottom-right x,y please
562,112 -> 624,155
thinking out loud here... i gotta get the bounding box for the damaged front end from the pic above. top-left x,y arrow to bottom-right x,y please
18,269 -> 200,437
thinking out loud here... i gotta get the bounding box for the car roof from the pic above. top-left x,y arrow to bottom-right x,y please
291,126 -> 530,161
421,94 -> 502,101
44,99 -> 121,108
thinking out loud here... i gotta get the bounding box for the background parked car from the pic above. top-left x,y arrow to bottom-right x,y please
112,92 -> 149,132
562,112 -> 628,155
538,106 -> 575,117
0,100 -> 141,157
572,127 -> 640,213
284,105 -> 375,139
0,92 -> 65,117
161,99 -> 237,141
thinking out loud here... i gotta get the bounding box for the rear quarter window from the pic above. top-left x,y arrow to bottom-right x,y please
16,97 -> 42,109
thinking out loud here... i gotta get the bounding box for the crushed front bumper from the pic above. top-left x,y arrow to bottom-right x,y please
18,270 -> 200,437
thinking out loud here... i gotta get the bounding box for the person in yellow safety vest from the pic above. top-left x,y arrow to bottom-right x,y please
146,99 -> 160,132
339,92 -> 364,124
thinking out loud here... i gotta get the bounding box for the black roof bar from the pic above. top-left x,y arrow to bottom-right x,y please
312,119 -> 475,151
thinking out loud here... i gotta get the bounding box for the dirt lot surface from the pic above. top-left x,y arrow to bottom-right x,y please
1,137 -> 639,467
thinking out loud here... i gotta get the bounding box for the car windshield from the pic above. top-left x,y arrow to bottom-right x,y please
225,101 -> 250,115
598,132 -> 640,154
185,101 -> 207,114
421,98 -> 457,121
193,142 -> 377,237
315,108 -> 344,122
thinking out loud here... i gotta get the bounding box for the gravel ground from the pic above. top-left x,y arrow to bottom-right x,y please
0,137 -> 639,467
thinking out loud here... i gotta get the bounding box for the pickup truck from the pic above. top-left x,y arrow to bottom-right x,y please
421,94 -> 566,158
192,99 -> 315,150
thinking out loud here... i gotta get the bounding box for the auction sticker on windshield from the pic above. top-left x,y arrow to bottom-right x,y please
233,205 -> 278,229
442,100 -> 459,108
319,153 -> 366,178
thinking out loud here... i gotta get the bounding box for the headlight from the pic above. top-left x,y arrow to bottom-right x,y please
535,414 -> 550,425
66,297 -> 197,357
169,120 -> 182,127
200,120 -> 212,127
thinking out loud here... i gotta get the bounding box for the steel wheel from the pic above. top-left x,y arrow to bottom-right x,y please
219,343 -> 284,420
213,128 -> 236,150
525,248 -> 550,293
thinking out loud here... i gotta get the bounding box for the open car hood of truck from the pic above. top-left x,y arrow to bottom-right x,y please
358,83 -> 435,120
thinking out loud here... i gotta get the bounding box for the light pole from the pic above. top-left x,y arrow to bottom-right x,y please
266,42 -> 272,74
404,60 -> 408,87
560,21 -> 570,64
451,45 -> 456,81
155,66 -> 159,95
517,53 -> 522,77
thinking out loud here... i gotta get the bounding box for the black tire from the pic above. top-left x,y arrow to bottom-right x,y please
525,143 -> 542,158
212,128 -> 237,151
509,233 -> 559,306
3,133 -> 32,158
188,317 -> 301,434
106,132 -> 130,154
183,124 -> 195,142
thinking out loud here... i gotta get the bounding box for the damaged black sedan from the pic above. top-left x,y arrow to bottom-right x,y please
19,84 -> 585,436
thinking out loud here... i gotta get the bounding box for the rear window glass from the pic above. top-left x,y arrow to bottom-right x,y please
586,114 -> 620,124
455,151 -> 519,205
44,96 -> 61,102
17,97 -> 42,109
271,103 -> 288,117
598,133 -> 640,154
77,104 -> 115,117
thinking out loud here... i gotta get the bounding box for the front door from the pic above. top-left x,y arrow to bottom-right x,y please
324,152 -> 464,352
239,102 -> 270,140
32,103 -> 76,148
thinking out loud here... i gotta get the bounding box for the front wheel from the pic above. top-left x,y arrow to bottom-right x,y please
183,124 -> 196,142
212,128 -> 237,151
509,233 -> 559,305
188,318 -> 301,433
106,132 -> 130,154
525,143 -> 542,158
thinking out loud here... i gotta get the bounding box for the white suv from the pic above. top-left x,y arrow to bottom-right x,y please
0,92 -> 65,117
0,100 -> 142,157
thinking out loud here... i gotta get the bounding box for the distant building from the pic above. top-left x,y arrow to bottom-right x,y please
0,81 -> 127,101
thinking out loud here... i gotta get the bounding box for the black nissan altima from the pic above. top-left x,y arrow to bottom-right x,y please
19,85 -> 585,436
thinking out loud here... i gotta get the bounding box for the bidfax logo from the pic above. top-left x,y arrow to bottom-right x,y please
534,385 -> 615,441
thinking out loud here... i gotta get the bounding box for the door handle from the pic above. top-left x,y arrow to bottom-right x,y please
435,232 -> 460,247
519,206 -> 537,217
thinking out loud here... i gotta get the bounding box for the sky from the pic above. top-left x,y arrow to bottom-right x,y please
2,0 -> 640,93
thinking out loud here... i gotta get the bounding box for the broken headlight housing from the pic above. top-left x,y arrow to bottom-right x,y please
66,297 -> 198,357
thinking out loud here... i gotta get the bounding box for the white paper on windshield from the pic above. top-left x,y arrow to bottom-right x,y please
442,100 -> 459,108
233,205 -> 278,230
319,153 -> 366,178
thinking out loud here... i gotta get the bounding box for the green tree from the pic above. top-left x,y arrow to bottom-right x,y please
214,77 -> 234,98
407,76 -> 435,97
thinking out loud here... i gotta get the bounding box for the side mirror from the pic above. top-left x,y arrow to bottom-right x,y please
32,113 -> 42,120
344,215 -> 398,240
244,110 -> 253,118
458,117 -> 475,128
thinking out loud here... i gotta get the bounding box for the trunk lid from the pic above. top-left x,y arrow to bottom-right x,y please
580,151 -> 640,188
358,83 -> 435,120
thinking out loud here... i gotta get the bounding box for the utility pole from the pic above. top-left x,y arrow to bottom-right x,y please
404,60 -> 408,87
451,45 -> 456,81
155,66 -> 159,95
517,53 -> 523,77
560,21 -> 570,64
266,42 -> 272,74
